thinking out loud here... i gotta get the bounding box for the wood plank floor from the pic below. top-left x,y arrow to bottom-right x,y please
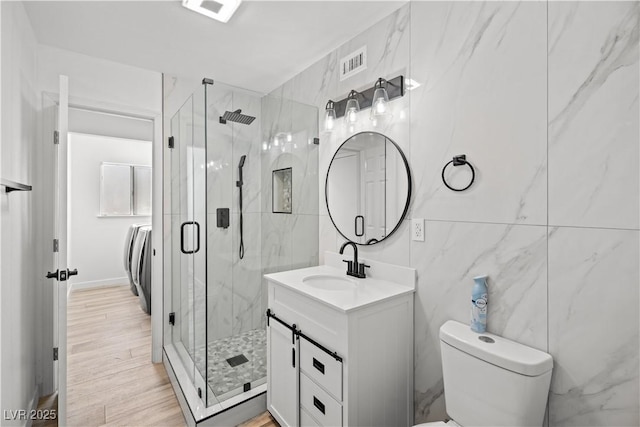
57,284 -> 184,427
239,412 -> 278,427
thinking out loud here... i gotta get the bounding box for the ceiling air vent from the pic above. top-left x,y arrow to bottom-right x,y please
339,46 -> 367,81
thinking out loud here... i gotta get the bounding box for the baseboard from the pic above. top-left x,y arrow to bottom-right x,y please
23,387 -> 40,427
70,277 -> 129,292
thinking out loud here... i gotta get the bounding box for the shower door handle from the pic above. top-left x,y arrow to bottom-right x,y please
180,221 -> 201,254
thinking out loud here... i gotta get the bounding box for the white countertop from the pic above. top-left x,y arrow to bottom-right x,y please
264,262 -> 415,313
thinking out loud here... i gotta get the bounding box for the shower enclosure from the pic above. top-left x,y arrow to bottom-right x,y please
163,78 -> 319,424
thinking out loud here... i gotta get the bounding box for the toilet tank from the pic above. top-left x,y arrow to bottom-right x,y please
439,321 -> 553,427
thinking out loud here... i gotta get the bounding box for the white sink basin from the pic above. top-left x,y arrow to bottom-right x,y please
302,274 -> 357,291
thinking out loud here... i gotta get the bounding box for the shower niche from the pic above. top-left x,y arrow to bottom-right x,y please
163,78 -> 319,424
272,168 -> 292,214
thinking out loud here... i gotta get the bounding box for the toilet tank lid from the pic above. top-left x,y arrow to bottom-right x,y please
439,321 -> 553,376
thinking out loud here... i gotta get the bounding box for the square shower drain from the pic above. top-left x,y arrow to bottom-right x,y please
226,354 -> 249,367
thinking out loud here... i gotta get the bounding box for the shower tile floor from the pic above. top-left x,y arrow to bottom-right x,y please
195,328 -> 267,400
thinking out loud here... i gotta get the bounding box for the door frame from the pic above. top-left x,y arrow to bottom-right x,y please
38,91 -> 164,398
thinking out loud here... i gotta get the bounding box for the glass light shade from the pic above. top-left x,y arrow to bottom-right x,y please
344,98 -> 360,126
370,86 -> 390,120
324,106 -> 336,131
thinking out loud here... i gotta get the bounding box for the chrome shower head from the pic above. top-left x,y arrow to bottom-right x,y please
219,109 -> 256,125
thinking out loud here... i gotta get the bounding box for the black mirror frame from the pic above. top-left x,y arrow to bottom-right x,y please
325,131 -> 412,246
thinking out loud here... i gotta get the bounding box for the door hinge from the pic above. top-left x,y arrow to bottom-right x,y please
53,239 -> 59,253
169,312 -> 175,326
54,131 -> 59,145
168,136 -> 175,149
53,347 -> 58,361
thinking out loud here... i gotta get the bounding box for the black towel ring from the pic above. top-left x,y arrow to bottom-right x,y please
441,154 -> 475,192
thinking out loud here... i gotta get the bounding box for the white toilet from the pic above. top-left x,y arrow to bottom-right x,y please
417,320 -> 553,427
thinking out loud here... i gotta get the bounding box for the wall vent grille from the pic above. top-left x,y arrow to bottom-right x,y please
339,46 -> 367,81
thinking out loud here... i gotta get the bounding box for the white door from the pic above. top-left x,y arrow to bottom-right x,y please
361,144 -> 386,241
49,75 -> 73,423
328,152 -> 361,243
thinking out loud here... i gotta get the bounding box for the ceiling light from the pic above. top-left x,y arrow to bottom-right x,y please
182,0 -> 242,23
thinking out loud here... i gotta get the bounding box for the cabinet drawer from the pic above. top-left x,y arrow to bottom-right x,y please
300,407 -> 321,427
300,338 -> 343,401
300,373 -> 342,427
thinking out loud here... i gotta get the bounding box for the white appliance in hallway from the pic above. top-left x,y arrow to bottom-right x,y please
130,225 -> 153,314
124,224 -> 150,296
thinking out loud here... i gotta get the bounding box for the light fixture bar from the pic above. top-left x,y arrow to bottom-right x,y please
182,0 -> 242,23
331,74 -> 404,119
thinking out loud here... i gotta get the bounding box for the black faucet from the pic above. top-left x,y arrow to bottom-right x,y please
339,241 -> 370,279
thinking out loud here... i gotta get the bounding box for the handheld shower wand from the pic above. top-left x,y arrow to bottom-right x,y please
237,155 -> 246,187
237,155 -> 247,260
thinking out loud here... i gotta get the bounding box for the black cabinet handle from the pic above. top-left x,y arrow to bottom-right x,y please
46,270 -> 58,279
68,268 -> 78,277
292,348 -> 296,368
180,221 -> 201,254
313,397 -> 325,414
312,358 -> 325,374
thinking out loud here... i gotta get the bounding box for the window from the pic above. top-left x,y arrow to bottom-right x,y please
99,163 -> 152,216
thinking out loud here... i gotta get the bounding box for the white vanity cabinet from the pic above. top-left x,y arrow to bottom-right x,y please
265,259 -> 415,427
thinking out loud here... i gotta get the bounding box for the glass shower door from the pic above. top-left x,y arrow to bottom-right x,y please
169,90 -> 207,403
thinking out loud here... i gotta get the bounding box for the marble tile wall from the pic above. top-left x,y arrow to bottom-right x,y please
545,3 -> 639,426
270,2 -> 639,425
548,2 -> 639,230
260,95 -> 320,277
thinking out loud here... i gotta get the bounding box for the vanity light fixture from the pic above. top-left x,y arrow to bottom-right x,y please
324,74 -> 405,125
182,0 -> 242,23
324,100 -> 337,131
370,78 -> 390,121
344,90 -> 361,127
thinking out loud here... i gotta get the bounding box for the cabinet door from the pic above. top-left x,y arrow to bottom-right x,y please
267,318 -> 298,427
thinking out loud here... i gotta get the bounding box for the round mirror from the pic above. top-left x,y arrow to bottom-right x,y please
325,132 -> 411,245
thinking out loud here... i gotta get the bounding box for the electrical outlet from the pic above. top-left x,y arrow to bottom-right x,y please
412,218 -> 425,242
